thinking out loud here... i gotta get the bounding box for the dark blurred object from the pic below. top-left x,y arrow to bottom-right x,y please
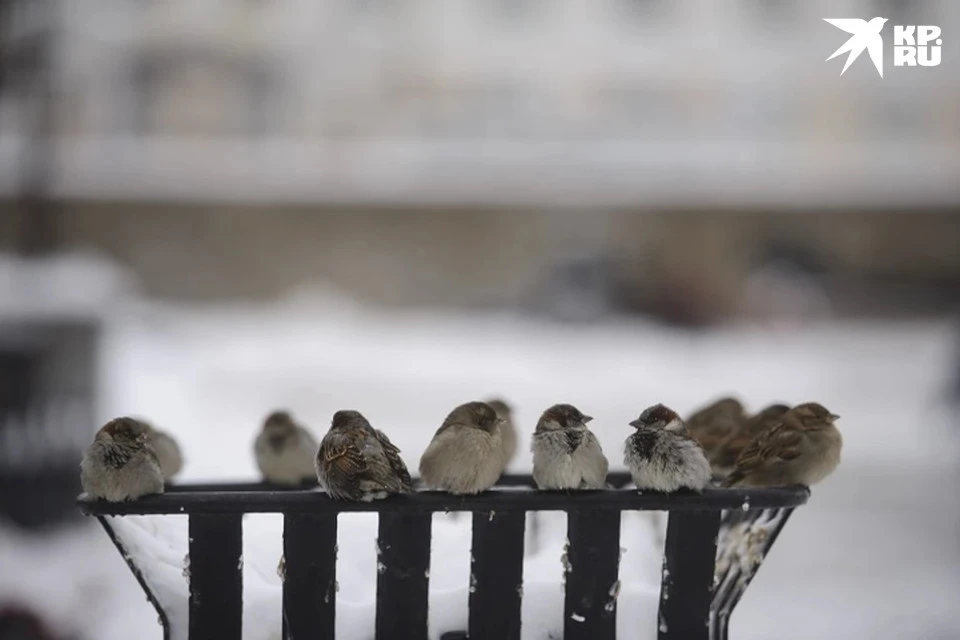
527,252 -> 622,323
0,605 -> 61,640
0,323 -> 97,529
0,0 -> 59,256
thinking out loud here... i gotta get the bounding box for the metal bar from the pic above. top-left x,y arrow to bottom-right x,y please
78,485 -> 811,516
563,509 -> 621,640
375,512 -> 432,640
282,513 -> 337,640
658,510 -> 721,640
469,509 -> 525,640
95,517 -> 170,640
188,514 -> 243,640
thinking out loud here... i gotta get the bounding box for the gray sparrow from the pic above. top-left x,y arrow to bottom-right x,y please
80,417 -> 164,502
254,410 -> 319,486
625,404 -> 711,492
531,403 -> 608,490
419,401 -> 505,494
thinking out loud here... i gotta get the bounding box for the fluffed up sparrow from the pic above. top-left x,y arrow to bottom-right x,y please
725,402 -> 842,488
419,401 -> 505,495
316,409 -> 413,501
137,418 -> 183,481
80,417 -> 165,502
254,410 -> 319,486
531,403 -> 608,490
709,403 -> 789,476
625,403 -> 712,492
486,397 -> 517,469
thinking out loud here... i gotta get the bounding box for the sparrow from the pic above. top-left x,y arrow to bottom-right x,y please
138,419 -> 183,481
531,403 -> 608,490
254,410 -> 319,486
725,402 -> 842,488
80,417 -> 165,502
419,401 -> 505,495
625,404 -> 712,492
316,409 -> 413,501
486,397 -> 517,468
709,403 -> 790,475
685,396 -> 746,456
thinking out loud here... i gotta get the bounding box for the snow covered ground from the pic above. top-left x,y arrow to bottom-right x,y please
3,289 -> 960,639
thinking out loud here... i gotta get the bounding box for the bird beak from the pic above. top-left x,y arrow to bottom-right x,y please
581,415 -> 594,424
628,419 -> 642,428
829,414 -> 840,421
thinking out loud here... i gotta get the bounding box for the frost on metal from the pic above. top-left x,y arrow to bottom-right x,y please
658,611 -> 668,633
488,510 -> 496,522
276,555 -> 286,581
181,553 -> 190,579
377,561 -> 387,575
469,572 -> 477,594
570,612 -> 586,623
741,498 -> 751,512
561,539 -> 572,574
715,513 -> 782,596
237,554 -> 243,571
604,580 -> 621,613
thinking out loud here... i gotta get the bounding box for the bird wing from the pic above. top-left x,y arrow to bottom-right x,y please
732,423 -> 803,474
578,431 -> 609,489
373,428 -> 413,491
319,432 -> 368,481
823,18 -> 867,35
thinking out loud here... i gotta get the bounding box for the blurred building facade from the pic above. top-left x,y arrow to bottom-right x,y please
0,0 -> 958,319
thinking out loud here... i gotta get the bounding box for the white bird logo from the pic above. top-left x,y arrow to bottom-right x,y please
824,17 -> 888,78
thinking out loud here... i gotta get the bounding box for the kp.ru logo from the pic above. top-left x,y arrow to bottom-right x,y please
824,17 -> 942,78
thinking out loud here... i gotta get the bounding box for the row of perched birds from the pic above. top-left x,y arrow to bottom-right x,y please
79,397 -> 842,503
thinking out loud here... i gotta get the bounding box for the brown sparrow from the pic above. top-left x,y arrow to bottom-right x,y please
685,396 -> 746,456
725,402 -> 842,488
531,403 -> 608,489
254,410 -> 319,486
316,409 -> 413,501
137,418 -> 183,481
625,404 -> 711,492
709,403 -> 789,475
485,397 -> 517,468
419,401 -> 505,494
80,417 -> 164,502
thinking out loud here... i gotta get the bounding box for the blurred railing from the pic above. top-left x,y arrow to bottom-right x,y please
78,473 -> 808,640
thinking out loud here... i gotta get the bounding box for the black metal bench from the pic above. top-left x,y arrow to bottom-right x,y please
77,472 -> 808,640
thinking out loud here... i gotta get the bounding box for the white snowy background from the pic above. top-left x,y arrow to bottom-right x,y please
2,256 -> 959,639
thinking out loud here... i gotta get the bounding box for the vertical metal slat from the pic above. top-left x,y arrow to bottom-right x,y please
563,509 -> 622,640
658,509 -> 720,640
282,513 -> 338,640
468,509 -> 525,640
375,512 -> 432,640
189,513 -> 243,640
